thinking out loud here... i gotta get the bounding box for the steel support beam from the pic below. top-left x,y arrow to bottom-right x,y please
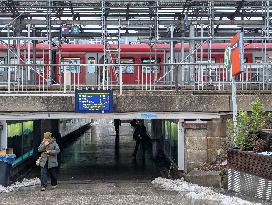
0,19 -> 266,27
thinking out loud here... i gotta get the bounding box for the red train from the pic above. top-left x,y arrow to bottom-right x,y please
0,42 -> 270,85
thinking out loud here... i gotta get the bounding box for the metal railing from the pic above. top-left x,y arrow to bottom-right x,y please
0,62 -> 271,94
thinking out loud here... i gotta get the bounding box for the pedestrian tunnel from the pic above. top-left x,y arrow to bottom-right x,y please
0,112 -> 222,184
57,119 -> 161,181
7,118 -> 166,182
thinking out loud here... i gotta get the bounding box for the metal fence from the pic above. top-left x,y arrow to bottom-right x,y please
0,63 -> 272,94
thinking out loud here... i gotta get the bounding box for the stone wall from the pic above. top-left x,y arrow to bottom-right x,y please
207,117 -> 227,162
184,117 -> 227,173
184,123 -> 208,173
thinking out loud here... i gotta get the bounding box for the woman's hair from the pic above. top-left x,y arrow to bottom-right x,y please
43,132 -> 52,140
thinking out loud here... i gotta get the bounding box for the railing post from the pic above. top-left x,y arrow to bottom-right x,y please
189,24 -> 195,85
120,64 -> 122,95
7,27 -> 10,93
27,24 -> 31,81
232,76 -> 237,127
170,24 -> 174,85
17,39 -> 21,91
64,65 -> 66,93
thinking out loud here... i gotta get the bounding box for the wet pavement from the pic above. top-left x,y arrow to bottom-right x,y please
0,121 -> 184,205
0,180 -> 184,205
58,121 -> 159,181
27,121 -> 159,181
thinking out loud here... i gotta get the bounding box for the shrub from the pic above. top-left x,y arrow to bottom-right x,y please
227,98 -> 266,151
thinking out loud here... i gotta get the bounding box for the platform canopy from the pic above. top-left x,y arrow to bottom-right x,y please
0,0 -> 270,40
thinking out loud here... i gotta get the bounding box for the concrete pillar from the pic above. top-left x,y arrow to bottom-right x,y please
0,120 -> 7,149
178,120 -> 185,171
170,24 -> 174,84
207,117 -> 227,162
184,122 -> 208,173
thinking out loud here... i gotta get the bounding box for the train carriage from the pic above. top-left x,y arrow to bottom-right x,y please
0,42 -> 271,88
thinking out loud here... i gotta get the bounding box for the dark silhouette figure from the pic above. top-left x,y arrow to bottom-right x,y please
130,119 -> 137,129
114,119 -> 121,158
132,120 -> 148,159
114,119 -> 121,136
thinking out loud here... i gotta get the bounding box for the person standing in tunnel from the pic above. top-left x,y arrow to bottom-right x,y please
114,119 -> 121,136
130,119 -> 137,132
132,120 -> 148,159
114,119 -> 121,154
38,132 -> 60,191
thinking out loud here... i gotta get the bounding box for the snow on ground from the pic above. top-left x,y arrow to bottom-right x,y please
0,178 -> 40,193
152,177 -> 263,205
258,151 -> 272,156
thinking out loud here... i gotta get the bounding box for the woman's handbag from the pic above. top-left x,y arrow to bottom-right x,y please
36,156 -> 41,166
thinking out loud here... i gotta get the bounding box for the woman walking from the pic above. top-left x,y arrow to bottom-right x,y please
38,132 -> 60,191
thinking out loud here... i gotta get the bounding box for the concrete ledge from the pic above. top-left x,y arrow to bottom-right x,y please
0,96 -> 74,112
114,93 -> 230,112
0,91 -> 271,112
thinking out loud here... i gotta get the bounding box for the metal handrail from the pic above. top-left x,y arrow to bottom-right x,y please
0,63 -> 271,94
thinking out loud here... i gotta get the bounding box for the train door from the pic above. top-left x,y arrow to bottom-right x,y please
31,58 -> 44,85
86,56 -> 96,85
9,57 -> 18,82
166,51 -> 182,85
0,57 -> 6,83
251,52 -> 265,82
86,53 -> 100,85
119,58 -> 135,84
165,57 -> 174,84
141,58 -> 160,84
97,55 -> 109,84
60,58 -> 81,86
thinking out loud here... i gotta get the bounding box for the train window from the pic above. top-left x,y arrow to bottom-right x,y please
255,57 -> 262,63
87,57 -> 96,73
61,58 -> 80,73
196,58 -> 215,63
0,57 -> 5,71
167,57 -> 177,63
142,58 -> 160,73
268,56 -> 272,63
120,58 -> 134,73
31,58 -> 44,74
9,58 -> 17,72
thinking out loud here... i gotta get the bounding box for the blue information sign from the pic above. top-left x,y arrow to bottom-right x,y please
75,90 -> 113,113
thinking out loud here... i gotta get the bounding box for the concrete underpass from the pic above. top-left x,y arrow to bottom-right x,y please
1,114 -> 267,205
0,119 -> 190,205
0,111 -> 223,183
28,120 -> 160,181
